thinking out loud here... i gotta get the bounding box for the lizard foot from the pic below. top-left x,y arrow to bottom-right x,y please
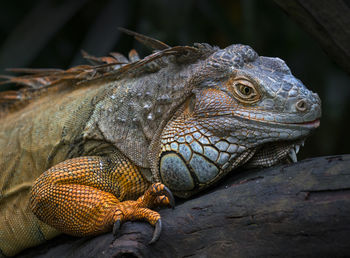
112,183 -> 174,244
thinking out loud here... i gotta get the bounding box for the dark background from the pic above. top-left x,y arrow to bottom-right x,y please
0,0 -> 349,160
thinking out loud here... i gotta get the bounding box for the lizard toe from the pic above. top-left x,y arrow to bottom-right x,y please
149,219 -> 162,244
143,183 -> 175,209
161,185 -> 175,209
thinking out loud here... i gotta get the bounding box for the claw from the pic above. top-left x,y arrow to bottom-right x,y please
113,219 -> 121,236
149,219 -> 162,244
162,185 -> 175,209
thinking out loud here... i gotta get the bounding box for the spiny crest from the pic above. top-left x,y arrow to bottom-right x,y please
0,29 -> 217,118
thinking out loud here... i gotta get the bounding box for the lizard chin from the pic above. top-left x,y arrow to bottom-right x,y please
244,139 -> 306,168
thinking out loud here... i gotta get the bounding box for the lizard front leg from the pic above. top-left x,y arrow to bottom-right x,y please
29,154 -> 174,243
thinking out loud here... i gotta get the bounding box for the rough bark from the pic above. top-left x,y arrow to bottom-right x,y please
18,155 -> 350,257
273,0 -> 350,75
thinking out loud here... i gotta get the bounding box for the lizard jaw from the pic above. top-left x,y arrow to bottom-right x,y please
244,139 -> 306,168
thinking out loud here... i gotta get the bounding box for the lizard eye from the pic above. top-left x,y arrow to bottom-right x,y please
231,79 -> 260,104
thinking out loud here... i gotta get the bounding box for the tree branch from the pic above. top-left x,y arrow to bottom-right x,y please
18,155 -> 350,257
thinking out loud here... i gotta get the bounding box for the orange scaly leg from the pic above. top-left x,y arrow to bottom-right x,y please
30,154 -> 174,243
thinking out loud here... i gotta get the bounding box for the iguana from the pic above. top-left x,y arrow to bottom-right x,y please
0,29 -> 321,256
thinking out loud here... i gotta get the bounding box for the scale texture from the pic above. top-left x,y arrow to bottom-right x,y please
0,30 -> 321,256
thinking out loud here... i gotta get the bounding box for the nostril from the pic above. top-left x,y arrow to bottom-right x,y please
296,99 -> 308,112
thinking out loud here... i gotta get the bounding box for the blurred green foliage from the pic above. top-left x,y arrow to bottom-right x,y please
0,0 -> 349,159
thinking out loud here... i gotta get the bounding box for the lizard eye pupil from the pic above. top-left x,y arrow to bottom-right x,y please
237,84 -> 253,96
242,86 -> 251,95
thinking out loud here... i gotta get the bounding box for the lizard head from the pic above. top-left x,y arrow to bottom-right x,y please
157,44 -> 321,197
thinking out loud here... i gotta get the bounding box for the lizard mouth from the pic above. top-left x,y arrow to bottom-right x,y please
258,118 -> 321,130
242,119 -> 320,168
244,139 -> 305,168
283,119 -> 320,129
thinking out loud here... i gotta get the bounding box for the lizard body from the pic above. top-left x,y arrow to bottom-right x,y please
0,30 -> 321,256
